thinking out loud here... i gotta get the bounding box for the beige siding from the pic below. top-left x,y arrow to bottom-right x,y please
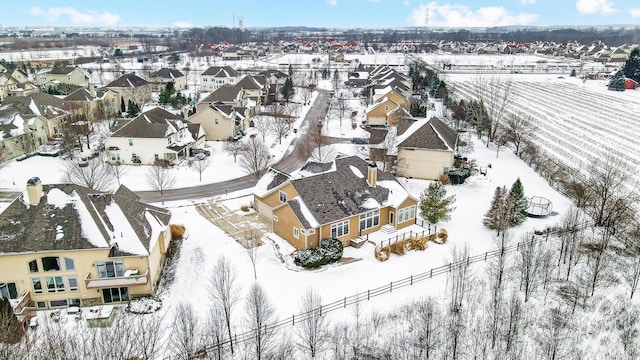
396,148 -> 454,180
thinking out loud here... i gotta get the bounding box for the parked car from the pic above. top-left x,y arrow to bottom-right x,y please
351,138 -> 368,144
190,148 -> 211,157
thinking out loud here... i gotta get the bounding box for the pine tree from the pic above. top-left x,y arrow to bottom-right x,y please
607,70 -> 626,91
280,78 -> 295,102
120,96 -> 126,114
623,47 -> 640,83
483,186 -> 512,234
509,178 -> 529,225
126,100 -> 140,118
419,181 -> 456,224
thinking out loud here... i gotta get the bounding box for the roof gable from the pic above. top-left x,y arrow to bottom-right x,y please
106,73 -> 149,88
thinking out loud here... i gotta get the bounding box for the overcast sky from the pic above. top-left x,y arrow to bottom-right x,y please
2,0 -> 639,29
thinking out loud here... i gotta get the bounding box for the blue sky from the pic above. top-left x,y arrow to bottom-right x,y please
2,1 -> 639,29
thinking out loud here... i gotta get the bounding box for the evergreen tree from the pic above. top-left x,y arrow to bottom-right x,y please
483,186 -> 512,234
420,181 -> 456,224
280,77 -> 295,102
570,68 -> 577,77
120,96 -> 126,114
126,100 -> 140,118
288,63 -> 294,77
607,70 -> 626,91
623,47 -> 640,83
509,178 -> 529,225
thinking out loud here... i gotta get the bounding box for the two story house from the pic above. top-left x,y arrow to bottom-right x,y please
149,68 -> 186,92
200,66 -> 241,92
187,101 -> 243,141
36,66 -> 89,88
105,73 -> 152,111
0,178 -> 172,319
369,117 -> 459,180
254,155 -> 418,250
105,107 -> 205,165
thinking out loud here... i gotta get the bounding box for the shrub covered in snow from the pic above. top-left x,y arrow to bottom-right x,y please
125,296 -> 162,314
293,238 -> 343,268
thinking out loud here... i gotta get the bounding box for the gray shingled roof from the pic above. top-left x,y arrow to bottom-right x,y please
289,156 -> 397,226
106,73 -> 149,88
201,65 -> 240,77
0,93 -> 67,119
150,68 -> 185,79
398,117 -> 458,151
236,75 -> 264,90
64,88 -> 95,102
201,84 -> 242,103
111,107 -> 185,138
47,66 -> 81,75
0,184 -> 170,255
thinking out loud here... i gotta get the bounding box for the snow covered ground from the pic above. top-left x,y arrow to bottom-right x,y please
2,52 -> 639,358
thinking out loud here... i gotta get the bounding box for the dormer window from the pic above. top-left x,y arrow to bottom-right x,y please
167,137 -> 172,144
279,191 -> 287,203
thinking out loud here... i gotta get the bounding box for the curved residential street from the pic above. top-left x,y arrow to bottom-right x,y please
135,89 -> 331,203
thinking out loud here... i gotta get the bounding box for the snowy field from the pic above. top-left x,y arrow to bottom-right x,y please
2,52 -> 639,358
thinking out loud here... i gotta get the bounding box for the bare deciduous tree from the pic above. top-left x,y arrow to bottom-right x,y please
299,120 -> 335,163
63,154 -> 114,191
296,288 -> 329,358
108,160 -> 128,186
239,136 -> 271,179
301,87 -> 313,105
251,116 -> 271,143
415,297 -> 442,360
473,75 -> 513,146
584,153 -> 638,230
169,302 -> 202,359
244,283 -> 277,360
145,165 -> 177,205
502,112 -> 537,158
487,232 -> 511,349
245,230 -> 260,280
270,116 -> 289,145
518,233 -> 541,302
224,139 -> 243,163
191,156 -> 210,182
208,256 -> 240,355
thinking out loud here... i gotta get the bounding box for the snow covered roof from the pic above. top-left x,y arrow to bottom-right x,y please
0,184 -> 171,256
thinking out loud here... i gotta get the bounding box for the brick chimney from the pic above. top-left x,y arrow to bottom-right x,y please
367,163 -> 377,188
26,177 -> 43,206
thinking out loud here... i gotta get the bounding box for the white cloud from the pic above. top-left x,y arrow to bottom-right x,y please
30,6 -> 121,25
521,0 -> 536,4
327,0 -> 337,5
576,0 -> 616,15
173,21 -> 192,28
369,0 -> 381,3
403,1 -> 411,6
631,8 -> 640,18
407,2 -> 538,27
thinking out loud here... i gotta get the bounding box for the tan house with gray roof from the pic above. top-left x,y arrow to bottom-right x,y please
369,117 -> 458,180
187,101 -> 244,141
0,179 -> 172,319
106,73 -> 152,111
149,68 -> 186,92
36,66 -> 89,87
253,155 -> 418,250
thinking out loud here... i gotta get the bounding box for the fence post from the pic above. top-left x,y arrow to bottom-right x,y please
430,268 -> 433,278
319,305 -> 322,316
292,314 -> 295,326
367,289 -> 370,301
484,252 -> 487,261
390,281 -> 393,292
344,297 -> 346,308
410,275 -> 413,285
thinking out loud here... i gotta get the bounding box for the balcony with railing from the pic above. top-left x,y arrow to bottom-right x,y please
83,269 -> 150,289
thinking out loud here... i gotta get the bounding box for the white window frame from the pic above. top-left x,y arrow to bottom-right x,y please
359,209 -> 380,231
273,215 -> 279,222
279,191 -> 287,203
293,227 -> 299,239
331,220 -> 349,238
398,205 -> 416,224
